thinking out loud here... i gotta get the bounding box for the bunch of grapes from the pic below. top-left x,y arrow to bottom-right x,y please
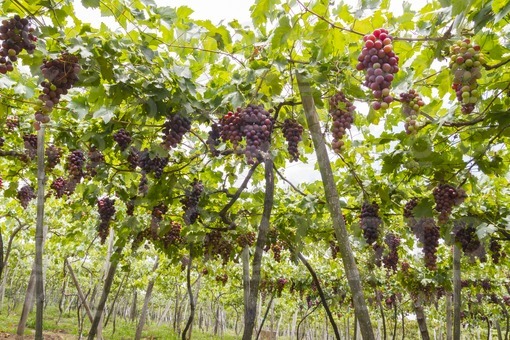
240,104 -> 273,164
207,123 -> 221,156
282,119 -> 303,161
138,149 -> 168,179
127,147 -> 139,170
97,197 -> 115,244
330,240 -> 340,259
356,28 -> 399,110
417,217 -> 440,270
6,116 -> 19,130
329,91 -> 355,153
454,221 -> 481,254
17,185 -> 35,209
22,134 -> 37,159
86,147 -> 104,177
360,201 -> 382,245
66,150 -> 85,182
125,198 -> 135,216
204,230 -> 233,264
35,52 -> 81,123
0,15 -> 37,74
138,172 -> 148,196
215,273 -> 228,285
399,89 -> 425,134
0,176 -> 3,189
161,114 -> 191,149
151,203 -> 167,238
160,221 -> 183,248
181,179 -> 204,225
219,110 -> 243,147
403,197 -> 419,219
45,145 -> 62,171
276,277 -> 288,296
433,184 -> 466,224
113,129 -> 132,151
373,243 -> 384,267
382,233 -> 401,272
236,231 -> 256,248
50,177 -> 68,198
489,238 -> 502,264
271,241 -> 285,262
449,39 -> 486,114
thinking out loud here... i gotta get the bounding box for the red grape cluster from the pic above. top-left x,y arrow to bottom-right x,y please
276,277 -> 288,296
416,217 -> 440,270
17,185 -> 36,209
236,231 -> 256,248
23,134 -> 37,159
127,147 -> 139,170
271,241 -> 284,262
35,52 -> 81,123
138,149 -> 168,179
86,147 -> 104,177
181,179 -> 204,225
433,184 -> 466,224
204,230 -> 233,264
360,201 -> 382,245
160,221 -> 183,248
449,39 -> 485,114
0,15 -> 37,74
138,172 -> 148,196
356,28 -> 399,110
125,198 -> 135,216
282,119 -> 303,161
113,129 -> 132,151
161,114 -> 191,149
403,197 -> 418,219
97,197 -> 115,244
489,238 -> 502,264
382,233 -> 400,273
399,89 -> 425,134
45,145 -> 62,171
207,123 -> 221,156
454,221 -> 481,255
151,202 -> 168,237
329,91 -> 355,153
219,110 -> 243,147
215,273 -> 228,285
6,116 -> 19,130
66,150 -> 85,182
50,177 -> 68,198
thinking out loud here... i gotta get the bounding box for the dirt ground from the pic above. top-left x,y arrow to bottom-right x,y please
0,331 -> 76,339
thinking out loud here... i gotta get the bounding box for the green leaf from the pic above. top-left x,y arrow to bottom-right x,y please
81,0 -> 99,8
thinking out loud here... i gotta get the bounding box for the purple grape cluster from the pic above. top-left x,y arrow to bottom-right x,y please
382,233 -> 400,272
181,179 -> 204,225
6,116 -> 19,130
50,177 -> 68,198
97,197 -> 115,244
403,197 -> 419,218
17,184 -> 36,209
329,91 -> 355,153
161,114 -> 191,149
282,119 -> 303,161
45,145 -> 62,171
433,184 -> 466,224
23,134 -> 37,159
489,238 -> 502,264
416,217 -> 440,270
66,150 -> 85,182
160,221 -> 183,248
138,172 -> 148,195
360,201 -> 382,245
35,52 -> 81,123
204,230 -> 233,264
150,203 -> 168,238
86,147 -> 104,177
219,110 -> 243,148
356,28 -> 399,110
399,89 -> 425,134
113,129 -> 132,151
236,231 -> 256,248
207,123 -> 221,156
449,39 -> 485,114
454,221 -> 481,254
0,15 -> 37,74
271,241 -> 284,262
138,149 -> 168,178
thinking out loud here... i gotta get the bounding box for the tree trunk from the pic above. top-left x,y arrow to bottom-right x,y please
65,258 -> 93,323
130,288 -> 137,322
242,157 -> 275,340
135,257 -> 159,340
182,247 -> 196,340
87,245 -> 123,340
242,245 -> 250,322
414,295 -> 430,340
446,292 -> 453,340
453,244 -> 461,340
256,292 -> 275,340
17,264 -> 36,337
296,72 -> 374,340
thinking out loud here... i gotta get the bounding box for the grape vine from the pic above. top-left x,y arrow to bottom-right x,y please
97,197 -> 115,244
181,179 -> 204,225
282,119 -> 303,161
161,114 -> 191,149
360,201 -> 382,245
329,91 -> 355,153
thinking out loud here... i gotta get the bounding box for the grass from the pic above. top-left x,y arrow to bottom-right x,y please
0,305 -> 241,339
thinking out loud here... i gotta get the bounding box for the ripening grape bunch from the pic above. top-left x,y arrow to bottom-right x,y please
86,147 -> 104,177
50,177 -> 67,198
329,91 -> 355,153
0,15 -> 37,74
151,203 -> 168,238
399,89 -> 425,134
449,39 -> 486,114
161,114 -> 191,149
271,241 -> 284,262
236,231 -> 256,248
138,149 -> 168,179
489,238 -> 502,264
35,52 -> 81,123
360,201 -> 382,245
6,116 -> 19,130
416,217 -> 439,270
45,145 -> 62,171
23,134 -> 37,159
66,150 -> 85,182
125,198 -> 135,216
207,123 -> 221,156
113,129 -> 132,151
433,183 -> 466,224
282,119 -> 303,161
382,233 -> 400,272
181,179 -> 204,225
356,28 -> 399,110
160,221 -> 183,248
219,109 -> 243,147
97,197 -> 115,244
17,184 -> 36,209
403,197 -> 418,219
454,221 -> 481,254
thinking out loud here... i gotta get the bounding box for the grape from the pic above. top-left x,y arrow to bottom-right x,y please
45,145 -> 62,171
240,104 -> 274,164
403,197 -> 418,218
138,149 -> 168,179
86,147 -> 104,177
125,198 -> 135,216
97,197 -> 115,244
356,29 -> 399,110
433,184 -> 466,224
416,217 -> 439,270
161,114 -> 191,149
0,16 -> 37,73
271,241 -> 285,262
113,129 -> 132,151
204,230 -> 233,264
23,134 -> 37,159
399,89 -> 425,134
373,243 -> 384,267
36,52 -> 81,122
236,231 -> 256,248
219,109 -> 243,148
0,137 -> 4,148
181,179 -> 204,225
276,277 -> 288,296
138,172 -> 148,196
151,203 -> 167,238
160,221 -> 183,248
282,119 -> 304,161
127,147 -> 139,170
66,150 -> 85,182
454,220 -> 481,255
50,177 -> 67,198
382,233 -> 400,272
6,116 -> 19,130
329,91 -> 355,153
207,123 -> 221,156
449,39 -> 486,114
215,273 -> 228,285
17,185 -> 35,209
360,201 -> 382,245
489,238 -> 502,264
